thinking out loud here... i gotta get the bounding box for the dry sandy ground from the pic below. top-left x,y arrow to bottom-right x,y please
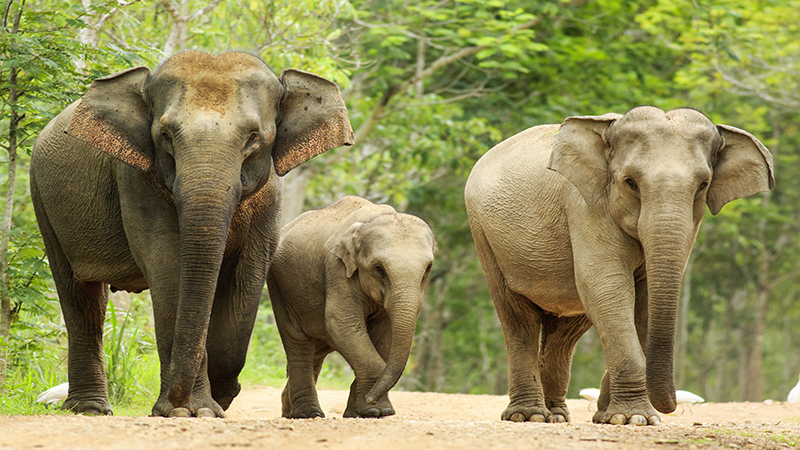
1,387 -> 798,449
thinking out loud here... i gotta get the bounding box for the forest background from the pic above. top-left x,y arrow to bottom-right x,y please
0,0 -> 798,414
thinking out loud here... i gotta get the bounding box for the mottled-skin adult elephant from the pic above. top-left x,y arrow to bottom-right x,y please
268,196 -> 435,418
30,51 -> 354,417
465,106 -> 773,425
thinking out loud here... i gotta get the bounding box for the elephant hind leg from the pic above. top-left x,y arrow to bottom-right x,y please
38,211 -> 112,415
470,223 -> 547,422
280,345 -> 327,417
540,313 -> 592,422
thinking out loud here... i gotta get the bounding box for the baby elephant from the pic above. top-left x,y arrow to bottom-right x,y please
268,196 -> 435,418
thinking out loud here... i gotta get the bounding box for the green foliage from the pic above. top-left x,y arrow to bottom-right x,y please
239,297 -> 355,391
103,298 -> 157,407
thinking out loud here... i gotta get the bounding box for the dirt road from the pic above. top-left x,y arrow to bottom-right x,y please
1,387 -> 798,449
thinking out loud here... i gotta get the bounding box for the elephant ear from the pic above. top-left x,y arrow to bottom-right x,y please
332,222 -> 363,278
547,113 -> 622,206
707,125 -> 775,215
65,66 -> 154,171
273,69 -> 355,176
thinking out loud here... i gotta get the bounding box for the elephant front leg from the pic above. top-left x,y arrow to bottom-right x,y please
540,314 -> 593,423
579,269 -> 660,426
342,315 -> 396,418
148,285 -> 226,418
152,351 -> 226,418
205,255 -> 265,411
327,308 -> 392,418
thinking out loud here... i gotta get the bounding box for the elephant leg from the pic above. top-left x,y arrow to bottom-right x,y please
343,315 -> 394,418
205,255 -> 264,411
284,338 -> 325,418
472,223 -> 548,422
594,276 -> 648,420
312,342 -> 334,384
576,263 -> 658,426
540,313 -> 593,423
37,208 -> 112,415
270,280 -> 325,419
281,342 -> 331,418
325,298 -> 387,419
149,285 -> 225,418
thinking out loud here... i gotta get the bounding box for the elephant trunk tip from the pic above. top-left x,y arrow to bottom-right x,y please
365,361 -> 407,405
648,381 -> 678,414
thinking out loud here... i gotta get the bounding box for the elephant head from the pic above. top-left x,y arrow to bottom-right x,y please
64,51 -> 354,408
332,213 -> 435,404
547,106 -> 773,413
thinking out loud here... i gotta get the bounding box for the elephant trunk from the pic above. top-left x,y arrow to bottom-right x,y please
166,150 -> 242,408
365,289 -> 422,405
639,189 -> 695,415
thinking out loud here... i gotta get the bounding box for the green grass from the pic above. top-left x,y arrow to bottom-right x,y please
2,301 -> 354,416
239,306 -> 353,391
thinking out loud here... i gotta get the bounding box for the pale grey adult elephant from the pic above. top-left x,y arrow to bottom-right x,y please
267,196 -> 435,418
30,51 -> 354,417
465,106 -> 773,425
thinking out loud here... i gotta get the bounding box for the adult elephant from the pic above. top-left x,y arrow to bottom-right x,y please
30,51 -> 354,417
465,106 -> 773,425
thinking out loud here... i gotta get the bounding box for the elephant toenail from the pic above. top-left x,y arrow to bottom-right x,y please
649,415 -> 662,426
168,408 -> 192,418
196,408 -> 216,418
608,414 -> 627,425
363,408 -> 381,418
509,413 -> 526,422
629,415 -> 648,426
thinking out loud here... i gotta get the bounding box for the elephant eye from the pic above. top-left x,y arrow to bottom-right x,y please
374,264 -> 386,278
624,177 -> 638,192
423,263 -> 432,280
161,131 -> 172,143
698,181 -> 709,192
248,131 -> 259,142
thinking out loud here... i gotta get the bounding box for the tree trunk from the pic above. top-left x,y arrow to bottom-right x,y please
0,1 -> 23,388
742,192 -> 771,401
162,19 -> 184,57
159,0 -> 223,58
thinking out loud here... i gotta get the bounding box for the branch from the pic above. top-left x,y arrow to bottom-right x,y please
158,0 -> 179,20
713,62 -> 800,109
351,13 -> 553,144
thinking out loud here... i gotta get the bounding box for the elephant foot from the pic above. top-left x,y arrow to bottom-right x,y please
546,400 -> 571,423
343,404 -> 395,418
592,402 -> 661,426
285,403 -> 326,419
151,395 -> 227,418
61,398 -> 113,416
344,391 -> 394,418
501,403 -> 551,423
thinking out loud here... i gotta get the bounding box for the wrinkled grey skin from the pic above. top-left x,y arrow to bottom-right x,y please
30,51 -> 354,417
465,106 -> 773,425
268,196 -> 435,419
